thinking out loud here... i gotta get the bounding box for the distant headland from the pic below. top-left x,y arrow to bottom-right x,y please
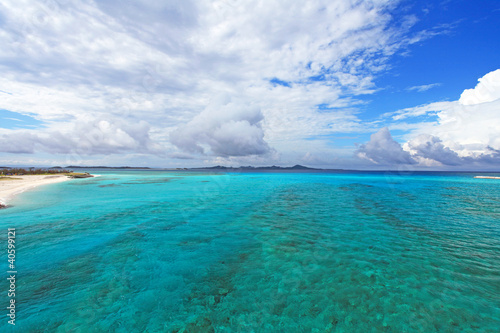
191,164 -> 324,171
66,166 -> 151,169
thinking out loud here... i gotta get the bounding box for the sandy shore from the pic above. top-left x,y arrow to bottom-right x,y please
0,175 -> 71,206
474,176 -> 500,179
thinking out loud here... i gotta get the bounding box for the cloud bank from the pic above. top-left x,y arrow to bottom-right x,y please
359,69 -> 500,169
170,96 -> 270,157
0,0 -> 428,166
0,1 -> 498,170
459,69 -> 500,105
0,118 -> 160,155
356,127 -> 416,165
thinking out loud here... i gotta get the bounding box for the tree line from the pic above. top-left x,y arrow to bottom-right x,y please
0,168 -> 73,176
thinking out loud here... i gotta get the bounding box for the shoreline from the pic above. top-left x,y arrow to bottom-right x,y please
474,176 -> 500,179
0,175 -> 72,207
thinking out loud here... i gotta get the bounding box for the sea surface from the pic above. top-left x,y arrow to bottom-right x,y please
1,170 -> 499,332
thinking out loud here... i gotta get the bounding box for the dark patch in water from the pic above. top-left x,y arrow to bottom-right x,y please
67,177 -> 105,185
178,236 -> 214,247
339,183 -> 375,192
98,184 -> 120,188
349,183 -> 375,188
338,186 -> 352,191
122,177 -> 182,185
397,192 -> 416,200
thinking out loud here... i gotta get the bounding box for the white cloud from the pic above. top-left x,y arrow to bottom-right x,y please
407,83 -> 441,92
373,69 -> 500,168
0,118 -> 160,155
403,134 -> 500,167
356,127 -> 416,165
170,95 -> 270,157
403,72 -> 500,158
459,69 -> 500,105
0,0 -> 446,166
405,134 -> 462,166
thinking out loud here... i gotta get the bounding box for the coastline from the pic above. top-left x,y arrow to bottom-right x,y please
474,176 -> 500,179
0,175 -> 71,207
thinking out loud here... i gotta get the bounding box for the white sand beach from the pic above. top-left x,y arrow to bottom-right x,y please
0,175 -> 71,206
474,176 -> 500,179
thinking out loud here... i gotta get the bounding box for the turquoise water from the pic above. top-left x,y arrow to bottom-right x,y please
1,170 -> 499,332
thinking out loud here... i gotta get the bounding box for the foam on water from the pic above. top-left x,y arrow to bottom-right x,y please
1,171 -> 499,332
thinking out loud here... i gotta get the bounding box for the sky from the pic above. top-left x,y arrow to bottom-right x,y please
0,0 -> 499,170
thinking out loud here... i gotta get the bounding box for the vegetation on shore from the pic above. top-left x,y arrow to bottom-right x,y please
65,172 -> 94,178
0,177 -> 23,181
1,167 -> 73,176
0,168 -> 93,178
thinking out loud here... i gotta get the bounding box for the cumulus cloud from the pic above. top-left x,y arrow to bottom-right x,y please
403,134 -> 500,167
473,146 -> 500,165
459,69 -> 500,105
356,127 -> 500,168
72,119 -> 161,155
375,69 -> 500,168
405,134 -> 462,166
5,0 -> 479,170
170,96 -> 270,157
0,132 -> 38,154
0,0 -> 433,165
356,127 -> 416,165
0,118 -> 160,155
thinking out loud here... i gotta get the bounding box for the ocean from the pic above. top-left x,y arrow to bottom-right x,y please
1,170 -> 499,332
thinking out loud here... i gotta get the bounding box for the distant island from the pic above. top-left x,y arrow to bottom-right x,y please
68,165 -> 326,171
66,166 -> 151,169
191,165 -> 326,171
2,165 -> 498,174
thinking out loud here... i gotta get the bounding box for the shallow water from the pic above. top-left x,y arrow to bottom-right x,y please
1,171 -> 499,332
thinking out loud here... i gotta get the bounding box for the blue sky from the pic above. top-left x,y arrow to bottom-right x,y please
0,0 -> 499,169
0,109 -> 43,129
367,0 -> 500,114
